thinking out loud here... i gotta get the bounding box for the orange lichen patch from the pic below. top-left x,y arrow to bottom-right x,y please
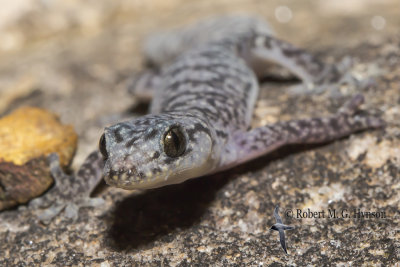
0,107 -> 77,167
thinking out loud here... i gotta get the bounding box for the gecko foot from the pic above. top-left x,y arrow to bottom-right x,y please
337,94 -> 385,129
29,153 -> 105,224
288,57 -> 365,97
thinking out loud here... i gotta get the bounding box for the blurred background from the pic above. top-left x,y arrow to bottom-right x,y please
0,0 -> 398,55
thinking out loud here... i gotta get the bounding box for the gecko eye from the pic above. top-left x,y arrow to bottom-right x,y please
99,134 -> 108,160
163,127 -> 186,157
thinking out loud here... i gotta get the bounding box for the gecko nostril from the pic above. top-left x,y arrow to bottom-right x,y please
99,134 -> 108,160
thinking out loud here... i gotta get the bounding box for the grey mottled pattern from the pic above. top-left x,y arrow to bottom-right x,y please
103,112 -> 215,189
29,152 -> 104,223
233,95 -> 383,166
100,15 -> 384,190
153,44 -> 258,133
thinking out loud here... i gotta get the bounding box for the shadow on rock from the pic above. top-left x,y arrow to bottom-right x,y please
106,171 -> 232,251
105,142 -> 334,251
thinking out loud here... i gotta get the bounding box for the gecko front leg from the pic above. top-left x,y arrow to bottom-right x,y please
224,94 -> 384,168
29,152 -> 105,223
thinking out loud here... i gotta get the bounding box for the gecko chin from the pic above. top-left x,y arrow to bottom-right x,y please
99,113 -> 217,190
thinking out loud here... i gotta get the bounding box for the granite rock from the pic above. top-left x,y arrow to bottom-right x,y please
0,0 -> 399,265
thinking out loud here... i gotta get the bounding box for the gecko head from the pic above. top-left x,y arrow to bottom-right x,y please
99,113 -> 216,190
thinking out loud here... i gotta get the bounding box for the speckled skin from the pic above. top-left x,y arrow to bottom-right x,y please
101,16 -> 384,190
29,153 -> 104,223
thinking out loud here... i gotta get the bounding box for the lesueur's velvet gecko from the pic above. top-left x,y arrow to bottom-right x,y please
30,15 -> 384,222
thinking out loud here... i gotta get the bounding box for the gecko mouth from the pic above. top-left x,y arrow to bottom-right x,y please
104,166 -> 147,188
104,165 -> 175,190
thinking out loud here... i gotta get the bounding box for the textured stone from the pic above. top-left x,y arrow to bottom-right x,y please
0,107 -> 77,210
0,156 -> 52,210
0,0 -> 399,266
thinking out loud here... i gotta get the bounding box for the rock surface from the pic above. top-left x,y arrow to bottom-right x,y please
0,0 -> 399,265
0,107 -> 77,210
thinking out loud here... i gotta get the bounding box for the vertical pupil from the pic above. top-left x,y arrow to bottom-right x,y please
170,129 -> 180,151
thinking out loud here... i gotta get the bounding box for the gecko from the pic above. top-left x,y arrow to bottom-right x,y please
99,15 -> 383,189
30,15 -> 384,221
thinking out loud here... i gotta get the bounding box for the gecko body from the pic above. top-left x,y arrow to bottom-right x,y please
100,16 -> 383,190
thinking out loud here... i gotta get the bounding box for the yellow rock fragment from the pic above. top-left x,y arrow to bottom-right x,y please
0,107 -> 77,167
